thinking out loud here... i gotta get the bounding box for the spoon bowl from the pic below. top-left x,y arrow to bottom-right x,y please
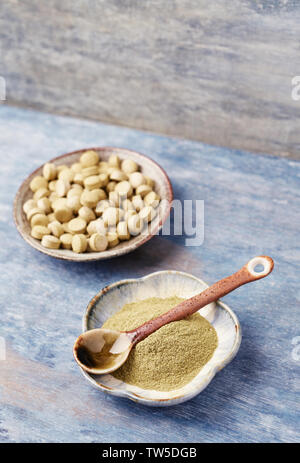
73,329 -> 133,375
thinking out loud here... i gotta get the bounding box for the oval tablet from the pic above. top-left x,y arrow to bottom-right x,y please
127,214 -> 144,235
102,207 -> 120,226
52,197 -> 67,211
132,195 -> 144,212
31,213 -> 49,227
71,162 -> 82,173
93,189 -> 107,202
31,225 -> 49,240
30,176 -> 48,193
121,159 -> 138,174
98,173 -> 109,188
139,206 -> 156,223
108,191 -> 120,207
49,192 -> 59,203
106,181 -> 117,193
117,221 -> 130,240
86,220 -> 97,236
47,212 -> 56,222
72,234 -> 87,253
107,231 -> 119,248
115,181 -> 132,198
68,217 -> 87,234
73,173 -> 84,186
54,207 -> 73,223
108,154 -> 120,168
80,150 -> 99,168
43,163 -> 57,181
37,197 -> 52,214
81,166 -> 99,179
33,187 -> 50,201
67,186 -> 83,198
84,175 -> 101,190
78,206 -> 95,223
62,222 -> 70,233
136,184 -> 152,198
95,219 -> 107,235
129,172 -> 145,189
87,219 -> 107,236
55,179 -> 70,197
122,199 -> 134,211
48,180 -> 57,192
144,191 -> 160,207
23,199 -> 37,214
124,210 -> 137,221
80,189 -> 104,208
27,207 -> 44,221
95,199 -> 110,217
48,220 -> 64,237
66,195 -> 81,212
99,161 -> 109,172
60,233 -> 73,249
58,168 -> 74,183
89,233 -> 108,252
110,169 -> 128,182
41,235 -> 60,249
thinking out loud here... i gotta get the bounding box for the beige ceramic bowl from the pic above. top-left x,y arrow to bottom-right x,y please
14,147 -> 173,261
79,270 -> 242,406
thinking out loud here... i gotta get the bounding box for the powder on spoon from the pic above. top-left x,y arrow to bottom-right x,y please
102,296 -> 218,391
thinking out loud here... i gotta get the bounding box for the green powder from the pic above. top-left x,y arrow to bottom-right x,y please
102,296 -> 218,391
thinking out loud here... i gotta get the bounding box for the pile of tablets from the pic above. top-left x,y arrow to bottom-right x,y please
23,150 -> 160,253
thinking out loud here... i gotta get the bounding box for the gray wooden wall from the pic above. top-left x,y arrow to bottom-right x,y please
1,0 -> 300,159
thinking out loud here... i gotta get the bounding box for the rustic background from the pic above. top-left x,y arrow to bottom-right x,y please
1,1 -> 300,158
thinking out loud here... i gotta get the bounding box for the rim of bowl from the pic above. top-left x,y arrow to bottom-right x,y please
80,270 -> 242,406
13,147 -> 173,262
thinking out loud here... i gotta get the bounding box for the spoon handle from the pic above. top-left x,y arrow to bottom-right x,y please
128,256 -> 274,345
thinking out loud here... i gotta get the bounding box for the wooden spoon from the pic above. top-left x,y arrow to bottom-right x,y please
73,256 -> 274,375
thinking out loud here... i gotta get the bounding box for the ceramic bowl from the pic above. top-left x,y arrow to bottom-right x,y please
14,147 -> 173,261
80,270 -> 242,406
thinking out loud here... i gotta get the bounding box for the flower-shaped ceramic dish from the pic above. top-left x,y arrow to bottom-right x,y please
14,147 -> 173,261
80,270 -> 242,406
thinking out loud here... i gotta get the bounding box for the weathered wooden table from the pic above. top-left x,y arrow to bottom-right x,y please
0,106 -> 299,443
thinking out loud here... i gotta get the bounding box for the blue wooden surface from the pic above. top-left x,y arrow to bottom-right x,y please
0,105 -> 299,443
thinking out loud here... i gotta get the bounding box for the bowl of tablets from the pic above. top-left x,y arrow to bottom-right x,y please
14,147 -> 173,261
